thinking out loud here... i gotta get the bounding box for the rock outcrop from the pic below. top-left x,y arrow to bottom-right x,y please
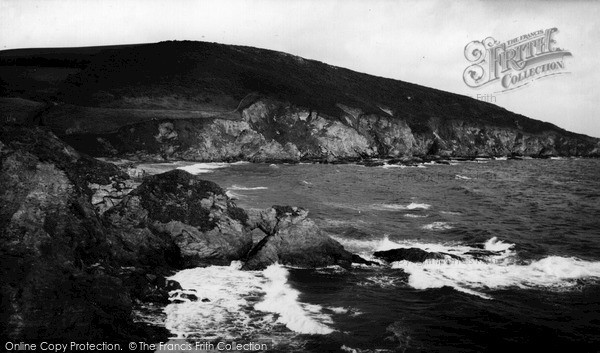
0,125 -> 154,341
104,169 -> 253,267
373,248 -> 462,263
242,206 -> 357,270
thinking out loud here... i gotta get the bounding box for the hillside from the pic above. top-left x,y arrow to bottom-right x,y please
1,40 -> 598,161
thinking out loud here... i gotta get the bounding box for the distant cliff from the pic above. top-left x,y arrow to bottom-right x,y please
1,41 -> 598,161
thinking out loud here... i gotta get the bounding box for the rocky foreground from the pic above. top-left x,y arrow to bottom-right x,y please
0,124 -> 366,343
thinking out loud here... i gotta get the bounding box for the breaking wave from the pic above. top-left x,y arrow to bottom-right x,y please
371,202 -> 431,211
421,222 -> 454,230
229,185 -> 269,191
164,262 -> 334,340
176,163 -> 230,175
332,234 -> 600,299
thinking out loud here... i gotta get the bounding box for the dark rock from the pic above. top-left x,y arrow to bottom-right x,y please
123,270 -> 183,305
104,169 -> 253,267
243,206 -> 355,270
0,125 -> 141,341
165,279 -> 182,291
373,247 -> 462,263
464,249 -> 502,260
351,254 -> 380,266
201,298 -> 210,302
360,160 -> 385,167
180,293 -> 199,301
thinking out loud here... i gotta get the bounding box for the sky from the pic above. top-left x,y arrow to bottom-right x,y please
1,0 -> 599,137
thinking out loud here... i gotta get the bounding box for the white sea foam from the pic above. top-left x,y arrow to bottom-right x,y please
455,174 -> 472,180
394,255 -> 600,300
367,236 -> 600,299
176,163 -> 229,175
164,261 -> 262,339
229,184 -> 269,191
421,222 -> 454,231
403,213 -> 428,218
225,191 -> 245,199
327,306 -> 349,314
255,264 -> 334,334
371,204 -> 407,211
406,202 -> 431,210
360,275 -> 401,289
330,235 -> 473,255
484,236 -> 514,252
371,202 -> 431,211
294,234 -> 598,299
381,164 -> 406,169
164,263 -> 334,339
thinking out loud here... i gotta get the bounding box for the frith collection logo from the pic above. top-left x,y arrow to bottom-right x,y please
463,28 -> 572,92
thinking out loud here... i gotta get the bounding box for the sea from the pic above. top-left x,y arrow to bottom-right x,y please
136,158 -> 600,352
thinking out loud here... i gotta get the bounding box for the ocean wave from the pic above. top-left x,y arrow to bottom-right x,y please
381,164 -> 406,169
164,261 -> 263,339
326,306 -> 349,314
255,264 -> 334,334
359,275 -> 402,289
455,174 -> 472,180
369,236 -> 600,299
394,255 -> 600,300
176,163 -> 229,175
407,202 -> 431,210
371,202 -> 431,211
403,213 -> 428,218
440,211 -> 461,215
421,222 -> 453,231
484,237 -> 514,252
228,184 -> 269,191
164,262 -> 334,339
330,235 -> 474,255
225,191 -> 245,199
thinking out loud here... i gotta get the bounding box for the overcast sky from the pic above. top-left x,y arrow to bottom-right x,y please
1,0 -> 599,137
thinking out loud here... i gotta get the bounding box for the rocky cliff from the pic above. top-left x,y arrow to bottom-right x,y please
1,41 -> 598,161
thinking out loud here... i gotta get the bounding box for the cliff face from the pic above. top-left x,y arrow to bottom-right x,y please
1,40 -> 599,160
63,97 -> 599,162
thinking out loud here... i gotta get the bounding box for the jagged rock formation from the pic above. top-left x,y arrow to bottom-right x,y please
104,169 -> 253,267
242,206 -> 357,270
0,125 -> 161,341
1,41 -> 598,161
